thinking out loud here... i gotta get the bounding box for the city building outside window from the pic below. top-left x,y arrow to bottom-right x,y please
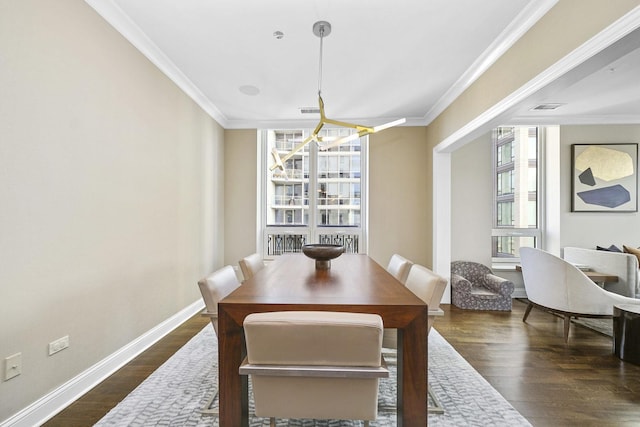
492,126 -> 543,263
260,128 -> 367,258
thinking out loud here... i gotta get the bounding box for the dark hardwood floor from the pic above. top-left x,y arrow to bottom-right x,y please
44,299 -> 640,426
436,299 -> 640,427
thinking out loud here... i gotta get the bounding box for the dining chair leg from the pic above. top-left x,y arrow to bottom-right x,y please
270,417 -> 276,427
200,389 -> 218,416
523,302 -> 534,322
564,315 -> 571,343
428,384 -> 445,414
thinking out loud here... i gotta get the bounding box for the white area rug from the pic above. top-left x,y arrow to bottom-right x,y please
95,326 -> 530,426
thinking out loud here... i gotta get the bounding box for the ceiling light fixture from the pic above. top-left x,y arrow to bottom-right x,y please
270,21 -> 406,173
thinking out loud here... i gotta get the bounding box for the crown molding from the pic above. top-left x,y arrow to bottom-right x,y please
85,0 -> 229,128
422,0 -> 559,125
435,5 -> 640,153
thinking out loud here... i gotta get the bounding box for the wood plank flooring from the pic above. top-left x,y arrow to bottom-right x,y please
44,299 -> 640,426
436,299 -> 640,427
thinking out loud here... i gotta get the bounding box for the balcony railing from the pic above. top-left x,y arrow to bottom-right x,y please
266,233 -> 360,256
272,196 -> 307,206
267,233 -> 307,256
318,234 -> 359,254
272,170 -> 306,180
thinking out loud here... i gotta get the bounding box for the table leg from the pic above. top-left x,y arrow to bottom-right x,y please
397,309 -> 428,427
218,308 -> 248,427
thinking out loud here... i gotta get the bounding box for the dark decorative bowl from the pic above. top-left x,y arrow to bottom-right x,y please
302,244 -> 345,269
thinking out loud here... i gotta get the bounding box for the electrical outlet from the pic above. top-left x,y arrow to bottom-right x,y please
48,335 -> 69,356
4,353 -> 22,381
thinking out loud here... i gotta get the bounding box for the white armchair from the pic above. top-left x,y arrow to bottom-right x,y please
520,247 -> 640,342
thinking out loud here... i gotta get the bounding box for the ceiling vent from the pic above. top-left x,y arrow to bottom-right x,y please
531,103 -> 565,111
299,107 -> 320,114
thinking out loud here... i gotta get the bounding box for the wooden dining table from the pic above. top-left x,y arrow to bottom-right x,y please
217,253 -> 429,426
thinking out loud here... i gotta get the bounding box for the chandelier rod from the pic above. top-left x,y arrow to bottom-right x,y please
318,25 -> 324,96
270,20 -> 405,173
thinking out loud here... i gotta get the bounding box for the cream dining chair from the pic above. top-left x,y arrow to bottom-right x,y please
197,265 -> 241,415
240,311 -> 388,427
238,252 -> 264,281
382,253 -> 414,348
387,253 -> 413,284
381,263 -> 448,413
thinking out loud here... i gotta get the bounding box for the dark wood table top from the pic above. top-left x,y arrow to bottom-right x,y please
218,253 -> 429,426
222,253 -> 427,321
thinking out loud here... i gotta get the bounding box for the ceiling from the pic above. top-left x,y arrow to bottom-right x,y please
87,0 -> 639,130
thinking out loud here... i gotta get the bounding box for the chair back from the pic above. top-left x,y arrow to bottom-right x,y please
450,260 -> 492,282
242,311 -> 385,422
383,264 -> 447,348
197,265 -> 241,334
405,264 -> 448,333
387,253 -> 413,284
520,247 -> 639,315
239,252 -> 264,281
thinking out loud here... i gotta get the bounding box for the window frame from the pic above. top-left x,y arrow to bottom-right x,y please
259,129 -> 368,260
491,126 -> 545,264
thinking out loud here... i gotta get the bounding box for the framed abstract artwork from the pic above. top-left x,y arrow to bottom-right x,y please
571,143 -> 638,212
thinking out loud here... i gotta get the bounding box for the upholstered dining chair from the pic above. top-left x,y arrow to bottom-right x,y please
520,247 -> 640,342
386,253 -> 413,284
383,264 -> 447,347
383,254 -> 414,349
240,311 -> 388,427
381,263 -> 448,413
197,265 -> 241,415
238,252 -> 264,281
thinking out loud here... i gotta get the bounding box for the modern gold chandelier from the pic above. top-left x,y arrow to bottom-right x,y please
270,21 -> 406,173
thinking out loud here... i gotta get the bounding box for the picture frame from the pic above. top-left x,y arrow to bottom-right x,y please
571,143 -> 638,212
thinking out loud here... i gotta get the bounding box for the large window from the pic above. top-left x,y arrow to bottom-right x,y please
492,126 -> 542,262
261,128 -> 367,258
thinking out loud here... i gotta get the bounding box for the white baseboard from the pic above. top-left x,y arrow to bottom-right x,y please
0,300 -> 205,427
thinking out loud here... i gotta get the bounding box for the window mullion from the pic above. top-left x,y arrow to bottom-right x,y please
308,134 -> 318,239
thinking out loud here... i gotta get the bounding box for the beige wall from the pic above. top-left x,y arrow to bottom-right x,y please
450,132 -> 493,265
224,129 -> 258,268
369,127 -> 431,268
0,0 -> 224,420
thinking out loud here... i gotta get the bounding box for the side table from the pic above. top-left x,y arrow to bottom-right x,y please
613,304 -> 640,364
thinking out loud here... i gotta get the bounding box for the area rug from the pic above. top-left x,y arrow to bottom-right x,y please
95,326 -> 530,426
